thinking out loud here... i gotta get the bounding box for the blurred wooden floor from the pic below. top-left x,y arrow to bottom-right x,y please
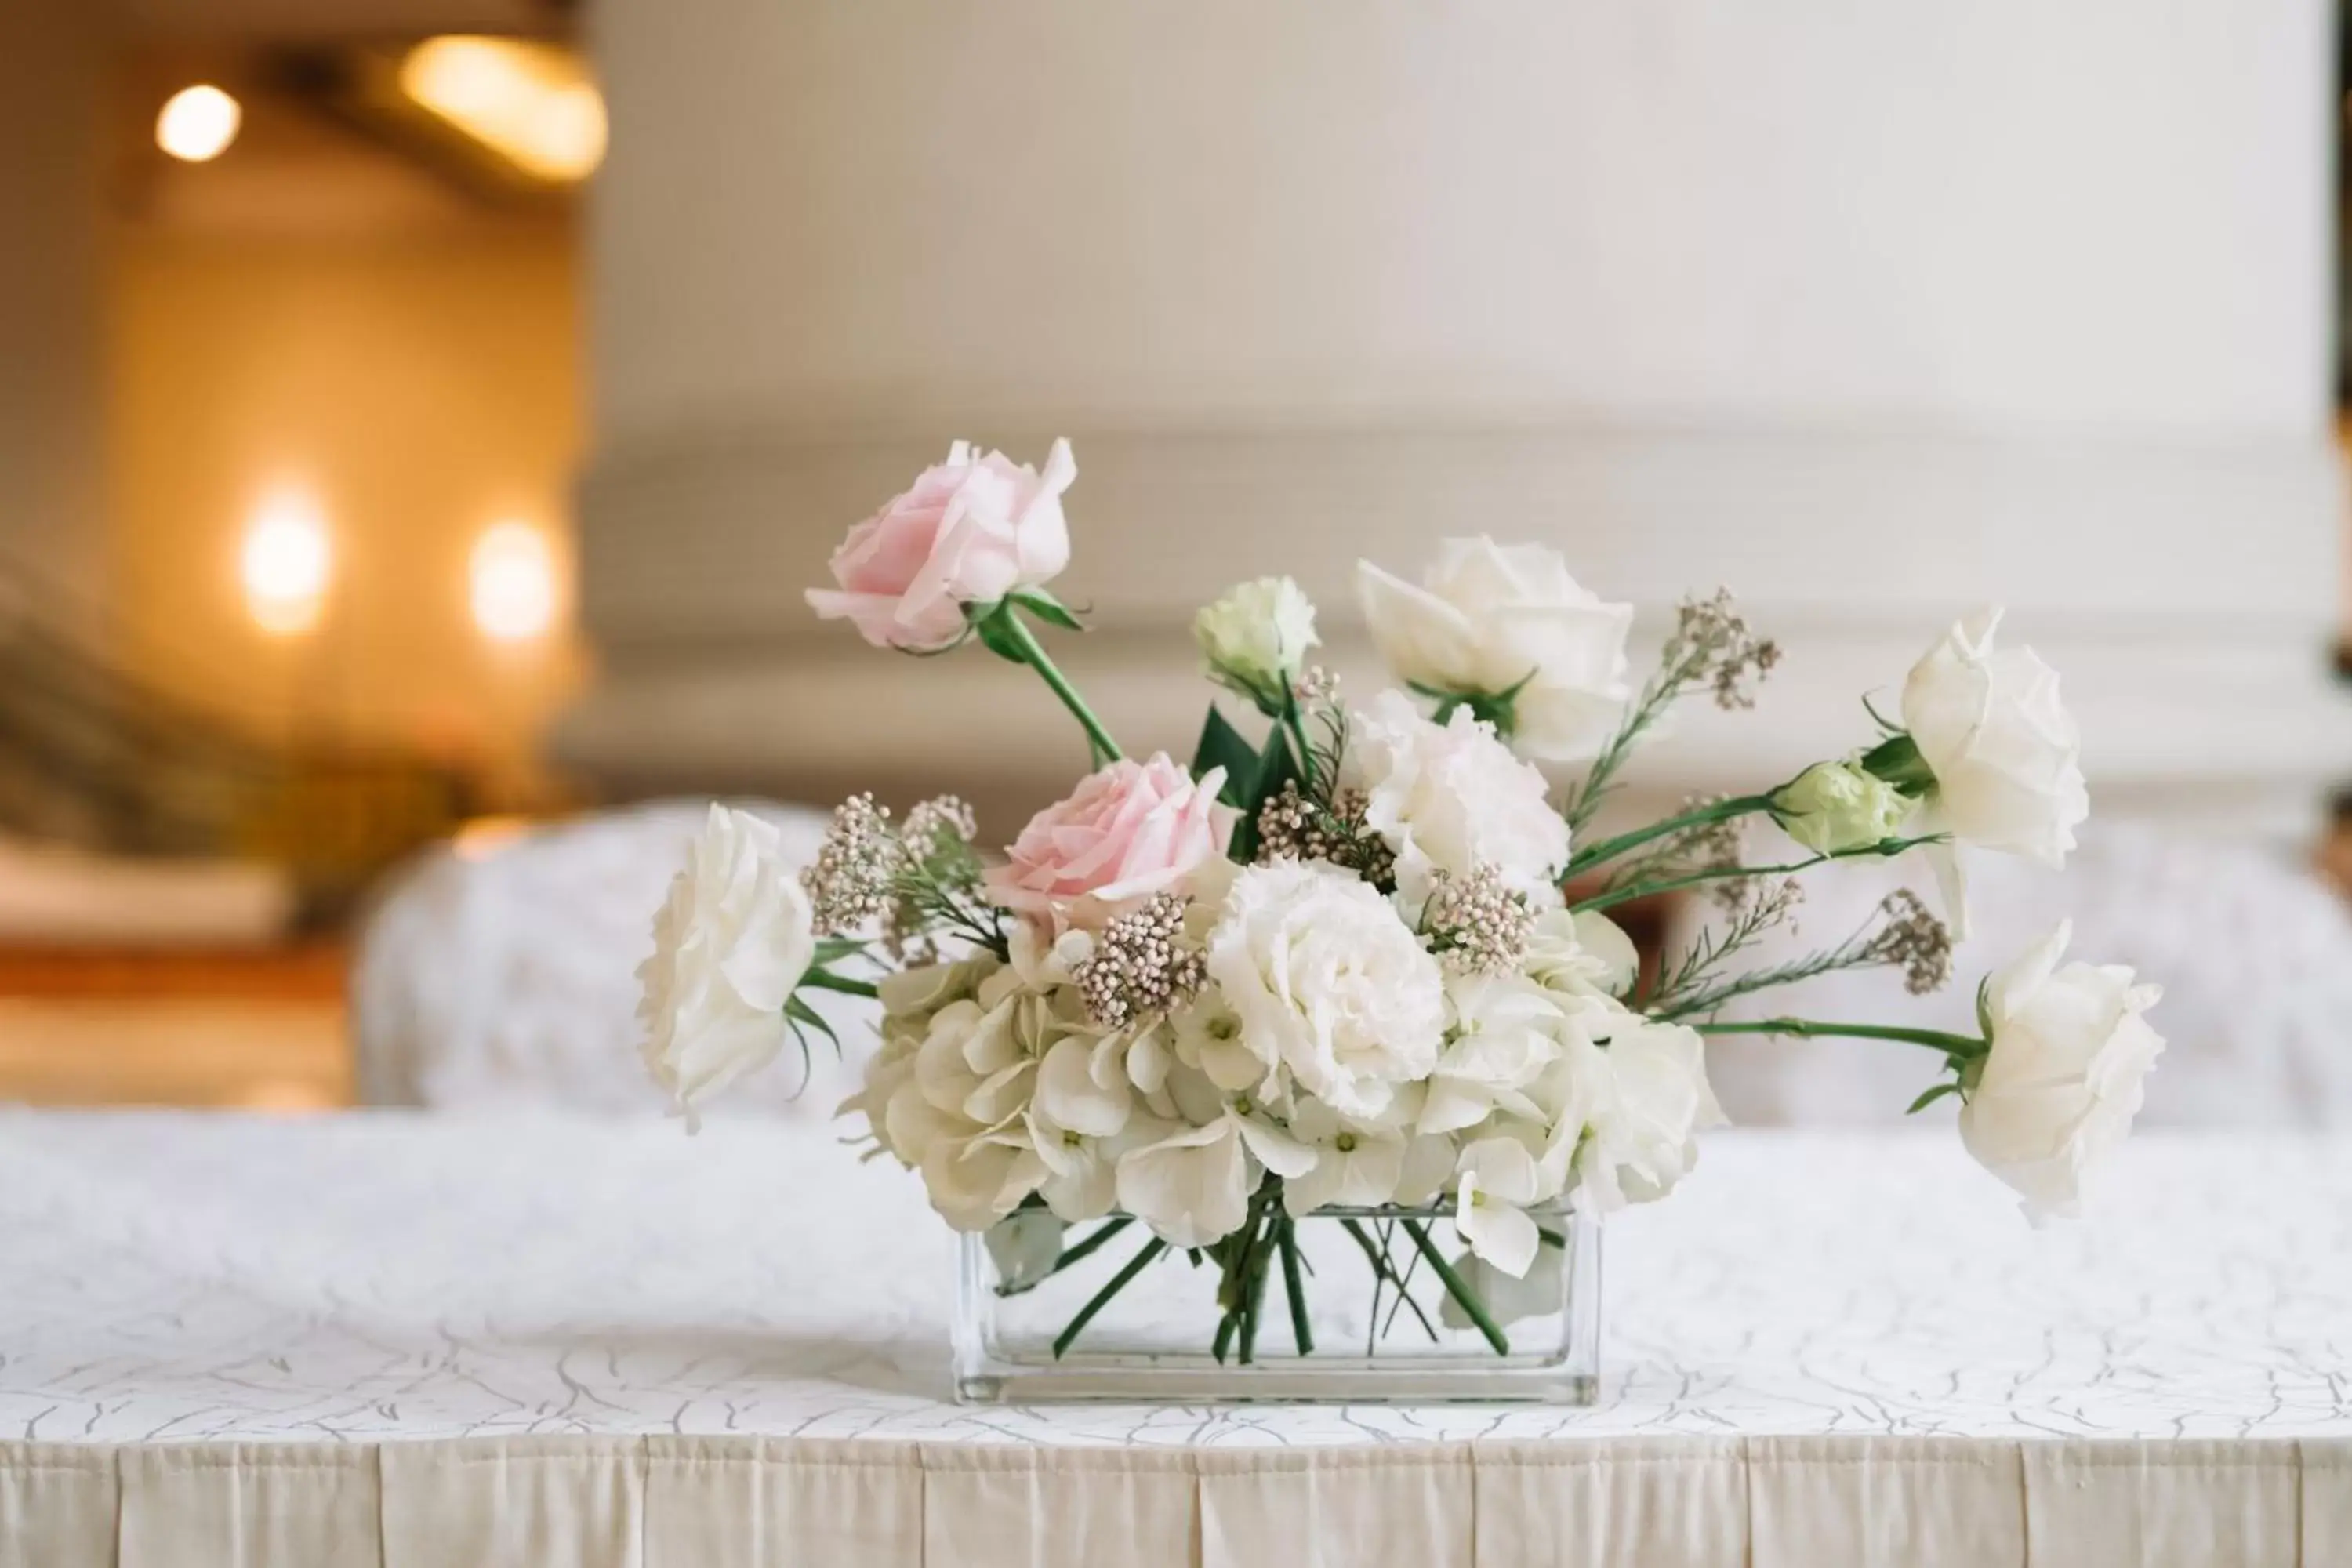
0,946 -> 350,1109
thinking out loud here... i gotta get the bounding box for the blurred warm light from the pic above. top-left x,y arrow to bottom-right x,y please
241,486 -> 332,637
239,1080 -> 340,1113
451,815 -> 532,861
156,85 -> 241,162
399,37 -> 606,182
470,521 -> 558,641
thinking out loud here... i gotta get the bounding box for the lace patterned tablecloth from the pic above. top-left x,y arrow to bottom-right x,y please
4,1112 -> 2349,1566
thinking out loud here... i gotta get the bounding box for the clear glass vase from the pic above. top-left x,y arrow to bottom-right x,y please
953,1203 -> 1599,1403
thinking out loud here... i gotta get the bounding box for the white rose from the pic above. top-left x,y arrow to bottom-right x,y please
637,804 -> 817,1126
1344,688 -> 1570,914
1204,859 -> 1446,1123
1900,608 -> 2089,866
1959,921 -> 2163,1222
1356,536 -> 1632,760
1194,575 -> 1319,711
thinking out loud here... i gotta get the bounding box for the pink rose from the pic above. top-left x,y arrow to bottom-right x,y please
805,438 -> 1076,651
985,753 -> 1235,927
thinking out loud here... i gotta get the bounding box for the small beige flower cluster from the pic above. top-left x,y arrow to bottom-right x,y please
1072,892 -> 1207,1031
1254,781 -> 1396,884
1419,863 -> 1537,977
1669,588 -> 1783,711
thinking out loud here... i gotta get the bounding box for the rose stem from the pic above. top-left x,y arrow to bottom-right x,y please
1051,1237 -> 1167,1360
994,1215 -> 1131,1298
991,606 -> 1124,767
1567,834 -> 1943,915
1401,1218 -> 1509,1356
1562,793 -> 1778,878
1277,1217 -> 1313,1356
1693,1018 -> 1986,1058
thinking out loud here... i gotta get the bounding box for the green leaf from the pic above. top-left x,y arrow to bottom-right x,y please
1011,587 -> 1086,632
1192,705 -> 1261,810
966,601 -> 1029,665
1974,976 -> 1994,1041
785,994 -> 841,1054
1904,1081 -> 1961,1116
1229,719 -> 1300,863
1860,732 -> 1936,797
812,936 -> 866,965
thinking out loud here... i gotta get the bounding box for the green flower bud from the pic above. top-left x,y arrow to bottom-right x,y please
1193,576 -> 1319,713
1773,760 -> 1911,854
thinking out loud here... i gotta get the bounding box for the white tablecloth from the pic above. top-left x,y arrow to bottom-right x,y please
2,1112 -> 2348,1566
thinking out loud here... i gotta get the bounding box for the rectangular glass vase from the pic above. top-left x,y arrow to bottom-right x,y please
954,1204 -> 1599,1404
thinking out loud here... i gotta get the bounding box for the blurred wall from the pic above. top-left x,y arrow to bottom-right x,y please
106,229 -> 587,787
0,4 -> 106,609
571,1 -> 2348,833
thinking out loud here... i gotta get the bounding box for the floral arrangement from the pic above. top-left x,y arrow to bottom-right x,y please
636,437 -> 2165,1362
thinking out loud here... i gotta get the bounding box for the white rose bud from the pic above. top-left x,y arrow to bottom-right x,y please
1356,536 -> 1632,760
1959,921 -> 2164,1222
1898,608 -> 2089,865
1193,575 -> 1319,713
1773,760 -> 1911,855
637,804 -> 817,1126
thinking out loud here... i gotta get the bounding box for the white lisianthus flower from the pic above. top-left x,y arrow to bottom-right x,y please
1344,688 -> 1570,915
1896,608 -> 2090,931
1454,1135 -> 1544,1277
1959,921 -> 2163,1223
1773,760 -> 1911,855
1194,575 -> 1319,713
637,804 -> 818,1127
1521,909 -> 1638,1001
1204,860 -> 1448,1123
1356,537 -> 1632,760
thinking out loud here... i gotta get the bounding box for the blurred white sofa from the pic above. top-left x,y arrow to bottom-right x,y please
1686,822 -> 2352,1129
350,801 -> 874,1116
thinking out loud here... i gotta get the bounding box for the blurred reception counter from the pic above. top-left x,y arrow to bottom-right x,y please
2,1112 -> 2350,1565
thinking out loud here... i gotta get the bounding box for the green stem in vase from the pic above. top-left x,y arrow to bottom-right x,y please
1693,1018 -> 1987,1058
1051,1236 -> 1167,1360
1277,1217 -> 1313,1356
1401,1218 -> 1509,1356
1341,1218 -> 1438,1346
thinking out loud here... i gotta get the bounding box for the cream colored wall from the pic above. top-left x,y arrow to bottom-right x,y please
106,227 -> 587,789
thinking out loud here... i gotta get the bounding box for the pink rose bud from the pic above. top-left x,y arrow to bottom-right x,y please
985,753 -> 1234,929
805,438 -> 1076,651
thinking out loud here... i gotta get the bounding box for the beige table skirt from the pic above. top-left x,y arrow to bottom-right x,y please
6,1436 -> 2350,1568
